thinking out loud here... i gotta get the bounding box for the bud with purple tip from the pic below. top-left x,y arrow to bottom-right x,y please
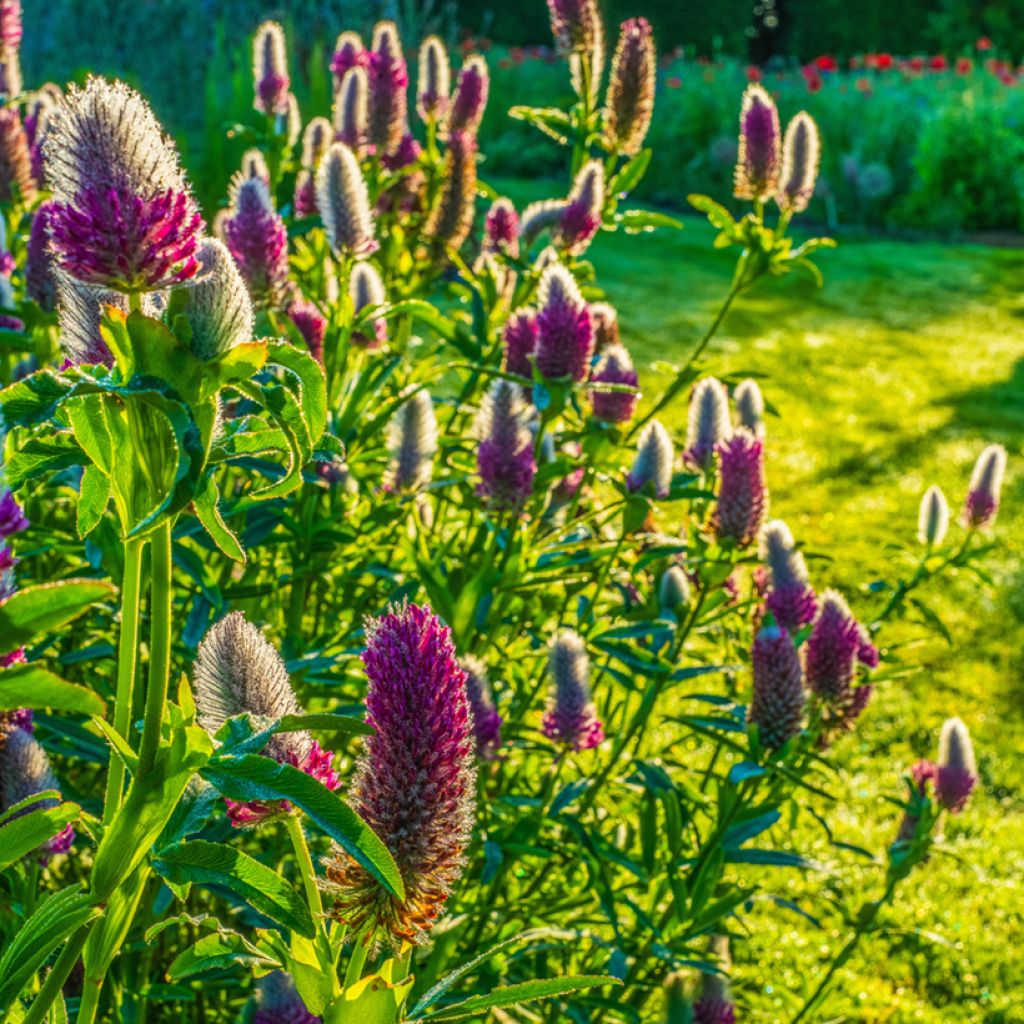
222,177 -> 288,307
542,629 -> 604,750
777,111 -> 820,214
252,972 -> 319,1024
417,36 -> 451,123
734,378 -> 764,437
503,309 -> 537,379
426,130 -> 477,251
446,55 -> 489,138
749,621 -> 804,749
684,377 -> 731,471
713,428 -> 767,547
482,198 -> 519,259
590,301 -> 619,352
385,391 -> 437,493
325,603 -> 475,947
54,271 -> 145,367
761,519 -> 817,633
287,298 -> 327,364
192,612 -> 339,827
962,444 -> 1006,528
253,21 -> 290,116
316,143 -> 378,259
590,343 -> 639,423
331,32 -> 368,93
475,378 -> 536,507
734,83 -> 781,202
535,263 -> 594,381
461,655 -> 502,759
367,21 -> 409,157
294,117 -> 332,218
334,66 -> 369,154
627,420 -> 673,498
547,0 -> 602,56
349,261 -> 387,349
935,716 -> 977,812
554,160 -> 603,255
603,18 -> 656,156
918,485 -> 949,547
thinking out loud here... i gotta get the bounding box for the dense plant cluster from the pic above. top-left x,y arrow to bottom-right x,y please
0,0 -> 1007,1021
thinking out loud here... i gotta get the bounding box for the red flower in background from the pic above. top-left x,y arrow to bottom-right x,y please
666,75 -> 682,89
848,55 -> 863,70
876,53 -> 894,70
746,65 -> 762,82
909,55 -> 925,72
929,55 -> 948,71
976,36 -> 993,51
855,76 -> 872,94
814,54 -> 837,72
802,65 -> 823,92
956,57 -> 973,74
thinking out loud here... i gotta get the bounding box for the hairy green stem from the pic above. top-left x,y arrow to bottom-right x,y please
21,922 -> 95,1024
286,813 -> 339,994
75,977 -> 102,1024
137,520 -> 173,775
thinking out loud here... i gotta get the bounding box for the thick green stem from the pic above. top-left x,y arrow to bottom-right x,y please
21,922 -> 95,1024
286,814 -> 339,995
103,537 -> 145,823
75,977 -> 103,1024
137,520 -> 173,775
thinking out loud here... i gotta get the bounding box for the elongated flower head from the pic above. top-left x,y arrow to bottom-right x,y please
461,655 -> 502,759
178,239 -> 254,360
734,378 -> 765,437
252,971 -> 318,1024
237,148 -> 270,189
45,78 -> 202,292
0,0 -> 21,53
554,160 -> 603,255
627,419 -> 673,498
535,263 -> 593,381
0,727 -> 74,861
367,21 -> 409,156
301,117 -> 332,171
918,485 -> 949,546
684,377 -> 731,471
425,130 -> 477,251
26,201 -> 57,311
475,378 -> 536,507
349,261 -> 387,348
447,55 -> 489,137
385,391 -> 437,492
590,301 -> 619,352
417,36 -> 451,122
287,297 -> 327,364
659,565 -> 691,612
483,198 -> 519,258
26,87 -> 59,185
962,443 -> 1006,528
936,717 -> 977,812
331,31 -> 368,91
316,143 -> 378,259
253,21 -> 290,115
54,270 -> 122,367
542,629 -> 604,750
223,177 -> 288,307
503,309 -> 537,379
325,603 -> 475,947
0,48 -> 19,97
193,612 -> 338,825
603,18 -> 656,155
548,0 -> 602,56
0,488 -> 27,540
590,343 -> 638,423
777,112 -> 820,213
519,199 -> 567,249
761,519 -> 817,633
734,83 -> 781,201
0,107 -> 33,204
334,66 -> 369,153
693,996 -> 736,1024
750,622 -> 804,749
713,428 -> 767,546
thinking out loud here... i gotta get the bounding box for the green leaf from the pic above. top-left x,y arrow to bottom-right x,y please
0,370 -> 73,427
4,433 -> 84,489
0,579 -> 115,648
608,149 -> 652,197
276,713 -> 374,738
267,341 -> 328,447
165,930 -> 278,981
200,754 -> 404,900
0,663 -> 105,717
508,105 -> 572,144
0,802 -> 80,871
418,977 -> 619,1022
77,465 -> 111,538
193,475 -> 245,563
688,193 -> 735,231
153,840 -> 315,938
617,209 -> 684,233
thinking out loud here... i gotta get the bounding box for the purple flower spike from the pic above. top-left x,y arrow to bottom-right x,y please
461,655 -> 503,759
761,519 -> 817,633
749,621 -> 804,750
287,298 -> 327,364
316,143 -> 378,259
334,66 -> 369,155
367,21 -> 409,157
385,391 -> 437,492
503,309 -> 538,380
0,107 -> 34,204
426,130 -> 477,251
0,0 -> 21,53
935,717 -> 977,813
590,343 -> 639,424
192,612 -> 340,827
325,603 -> 476,948
684,377 -> 731,471
535,263 -> 593,382
253,21 -> 291,116
252,971 -> 320,1024
734,83 -> 781,202
26,201 -> 57,311
554,160 -> 603,255
223,178 -> 288,308
962,444 -> 1006,528
603,18 -> 656,156
713,428 -> 767,547
0,489 -> 28,540
483,198 -> 520,259
446,55 -> 489,138
417,36 -> 451,123
547,0 -> 602,55
693,997 -> 736,1024
331,32 -> 369,92
542,629 -> 604,751
778,111 -> 821,214
475,378 -> 537,508
626,420 -> 673,498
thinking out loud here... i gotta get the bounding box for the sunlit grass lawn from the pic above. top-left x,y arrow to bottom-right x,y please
495,178 -> 1024,1023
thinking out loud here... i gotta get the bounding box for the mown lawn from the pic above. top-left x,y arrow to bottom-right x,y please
495,178 -> 1024,1023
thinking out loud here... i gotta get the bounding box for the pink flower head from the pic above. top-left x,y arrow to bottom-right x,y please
761,519 -> 817,633
502,309 -> 538,379
461,655 -> 503,759
483,198 -> 520,259
713,428 -> 767,546
750,621 -> 805,749
542,629 -> 604,750
446,55 -> 489,137
553,160 -> 603,255
535,263 -> 594,381
734,83 -> 781,201
589,343 -> 639,423
253,21 -> 291,115
287,298 -> 327,364
325,604 -> 476,947
331,32 -> 370,91
367,21 -> 409,156
935,717 -> 977,812
380,131 -> 422,172
0,489 -> 28,539
223,177 -> 289,307
962,444 -> 1006,528
475,378 -> 536,507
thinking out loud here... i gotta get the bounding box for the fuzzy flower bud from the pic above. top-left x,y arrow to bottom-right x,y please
367,21 -> 409,156
54,271 -> 140,367
761,519 -> 817,633
777,111 -> 820,213
475,378 -> 536,507
659,565 -> 691,613
542,629 -> 604,750
590,343 -> 639,423
502,309 -> 537,379
590,301 -> 619,352
684,377 -> 731,471
25,202 -> 56,312
178,238 -> 254,360
349,261 -> 387,349
482,198 -> 519,259
713,428 -> 767,546
425,130 -> 477,251
519,199 -> 567,250
918,485 -> 949,547
734,83 -> 781,202
749,622 -> 804,749
294,117 -> 333,218
237,148 -> 270,189
222,177 -> 288,307
734,378 -> 765,437
547,0 -> 602,56
385,391 -> 437,492
26,86 -> 60,185
603,18 -> 656,156
417,36 -> 451,122
253,21 -> 290,116
316,143 -> 378,259
461,655 -> 502,759
627,420 -> 673,498
962,444 -> 1006,528
535,263 -> 593,381
252,972 -> 318,1024
192,612 -> 339,826
554,160 -> 603,255
935,717 -> 977,812
325,603 -> 475,947
331,32 -> 368,92
333,66 -> 369,154
45,78 -> 202,293
446,55 -> 489,138
0,107 -> 33,204
287,297 -> 327,364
